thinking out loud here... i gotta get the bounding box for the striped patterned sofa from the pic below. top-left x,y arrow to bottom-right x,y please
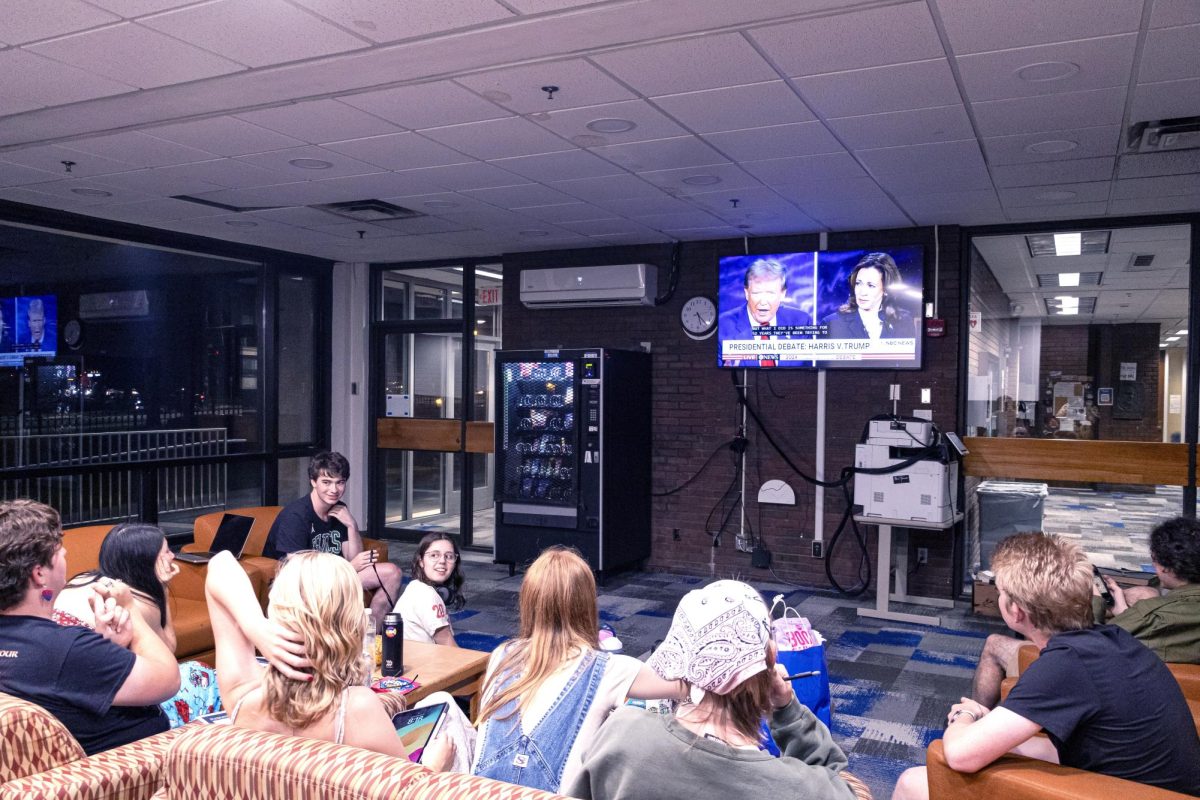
0,690 -> 190,800
156,722 -> 566,800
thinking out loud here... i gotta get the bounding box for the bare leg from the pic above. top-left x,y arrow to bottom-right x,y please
893,766 -> 930,800
1121,585 -> 1160,605
971,633 -> 1024,708
360,561 -> 403,625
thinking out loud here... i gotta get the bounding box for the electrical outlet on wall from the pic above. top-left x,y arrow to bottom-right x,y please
812,540 -> 824,558
917,547 -> 929,565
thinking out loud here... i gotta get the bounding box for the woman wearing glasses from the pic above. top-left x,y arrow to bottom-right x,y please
395,533 -> 465,646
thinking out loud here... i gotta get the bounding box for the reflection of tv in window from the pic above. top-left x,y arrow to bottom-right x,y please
0,295 -> 57,366
716,247 -> 924,370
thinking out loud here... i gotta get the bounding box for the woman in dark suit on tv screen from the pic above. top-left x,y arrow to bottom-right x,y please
823,252 -> 916,340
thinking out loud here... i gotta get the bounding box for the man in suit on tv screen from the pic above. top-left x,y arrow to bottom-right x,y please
719,257 -> 808,367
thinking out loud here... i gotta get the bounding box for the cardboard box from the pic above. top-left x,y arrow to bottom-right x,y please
972,580 -> 1002,618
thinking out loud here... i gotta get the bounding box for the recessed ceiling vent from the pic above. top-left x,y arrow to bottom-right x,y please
1127,117 -> 1200,153
313,199 -> 423,222
1130,254 -> 1156,269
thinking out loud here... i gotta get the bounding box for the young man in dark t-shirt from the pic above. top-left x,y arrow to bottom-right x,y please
895,532 -> 1200,799
262,451 -> 402,624
0,499 -> 179,754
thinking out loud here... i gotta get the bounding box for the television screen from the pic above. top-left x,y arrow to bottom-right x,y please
0,294 -> 57,367
717,246 -> 924,369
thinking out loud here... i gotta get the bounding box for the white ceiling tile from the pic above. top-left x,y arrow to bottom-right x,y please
235,100 -> 401,144
772,175 -> 892,205
461,183 -> 578,208
982,126 -> 1121,165
288,0 -> 513,43
10,177 -> 155,206
372,216 -> 478,235
793,59 -> 962,117
1109,196 -> 1200,214
1005,200 -> 1109,220
0,144 -> 134,177
992,156 -> 1115,186
557,217 -> 659,237
590,33 -> 778,96
1131,78 -> 1200,121
1150,0 -> 1200,27
339,81 -> 512,129
702,122 -> 843,161
518,203 -> 619,223
83,196 -> 232,222
638,163 -> 762,195
687,185 -> 797,216
0,160 -> 62,187
534,100 -> 690,147
61,131 -> 216,168
874,166 -> 994,193
957,34 -> 1137,102
936,0 -> 1144,54
748,3 -> 943,77
1112,175 -> 1200,199
244,205 -> 351,227
235,146 -> 384,180
489,150 -> 624,182
148,117 -> 306,156
1140,24 -> 1200,82
139,0 -> 369,67
741,152 -> 868,187
998,181 -> 1112,206
150,158 -> 295,190
636,208 -> 727,230
551,173 -> 671,202
404,161 -> 528,191
375,192 -> 496,215
0,50 -> 135,115
84,0 -> 209,16
456,59 -> 636,114
971,87 -> 1126,137
650,81 -> 815,134
588,193 -> 699,216
588,230 -> 675,245
28,22 -> 244,88
298,221 -> 406,240
302,170 -> 450,201
421,117 -> 574,160
1118,150 -> 1200,178
857,139 -> 986,175
323,132 -> 475,170
0,0 -> 119,45
797,197 -> 913,230
828,105 -> 974,150
894,189 -> 1003,216
591,137 -> 727,172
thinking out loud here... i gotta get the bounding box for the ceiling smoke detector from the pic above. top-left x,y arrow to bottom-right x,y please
313,199 -> 424,222
1127,117 -> 1200,153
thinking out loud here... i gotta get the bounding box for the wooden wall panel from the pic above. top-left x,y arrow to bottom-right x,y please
962,437 -> 1189,486
377,419 -> 494,453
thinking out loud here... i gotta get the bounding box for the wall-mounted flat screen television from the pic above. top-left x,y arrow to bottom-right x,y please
717,246 -> 924,370
0,294 -> 57,367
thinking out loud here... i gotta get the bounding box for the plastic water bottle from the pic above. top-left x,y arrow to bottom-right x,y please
362,608 -> 376,686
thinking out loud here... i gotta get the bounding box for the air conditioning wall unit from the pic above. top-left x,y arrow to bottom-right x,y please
520,264 -> 657,308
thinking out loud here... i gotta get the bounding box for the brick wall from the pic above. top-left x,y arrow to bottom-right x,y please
502,226 -> 963,596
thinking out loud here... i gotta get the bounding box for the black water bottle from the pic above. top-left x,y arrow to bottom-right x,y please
381,613 -> 404,677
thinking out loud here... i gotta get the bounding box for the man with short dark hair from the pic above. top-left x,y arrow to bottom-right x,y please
894,532 -> 1200,799
263,451 -> 402,624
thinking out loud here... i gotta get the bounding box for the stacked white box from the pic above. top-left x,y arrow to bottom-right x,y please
854,443 -> 958,524
867,419 -> 936,447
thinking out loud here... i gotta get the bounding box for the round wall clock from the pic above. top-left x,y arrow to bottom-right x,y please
680,296 -> 717,340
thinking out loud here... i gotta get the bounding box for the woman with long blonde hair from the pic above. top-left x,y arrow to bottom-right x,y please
205,549 -> 452,765
471,546 -> 681,793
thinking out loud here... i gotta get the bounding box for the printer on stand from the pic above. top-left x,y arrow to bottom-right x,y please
853,417 -> 965,525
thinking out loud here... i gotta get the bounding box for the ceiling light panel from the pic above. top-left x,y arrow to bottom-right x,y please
1026,230 -> 1110,257
1035,272 -> 1101,287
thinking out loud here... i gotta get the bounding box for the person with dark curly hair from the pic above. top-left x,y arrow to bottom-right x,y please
1096,516 -> 1200,664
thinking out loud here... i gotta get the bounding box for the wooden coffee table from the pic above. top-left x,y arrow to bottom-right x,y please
378,640 -> 491,718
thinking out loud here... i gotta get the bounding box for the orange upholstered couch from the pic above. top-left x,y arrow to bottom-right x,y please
62,524 -> 265,665
0,690 -> 190,800
156,722 -> 565,800
188,506 -> 390,605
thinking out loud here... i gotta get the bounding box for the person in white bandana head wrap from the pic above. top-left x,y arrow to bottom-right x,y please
565,580 -> 858,800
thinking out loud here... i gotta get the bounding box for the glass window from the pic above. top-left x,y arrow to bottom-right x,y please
967,224 -> 1190,443
278,273 -> 317,444
278,455 -> 312,502
378,267 -> 469,321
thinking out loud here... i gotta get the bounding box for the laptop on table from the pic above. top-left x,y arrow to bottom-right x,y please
175,513 -> 255,564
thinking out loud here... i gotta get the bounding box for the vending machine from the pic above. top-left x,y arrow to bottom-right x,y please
494,348 -> 651,578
